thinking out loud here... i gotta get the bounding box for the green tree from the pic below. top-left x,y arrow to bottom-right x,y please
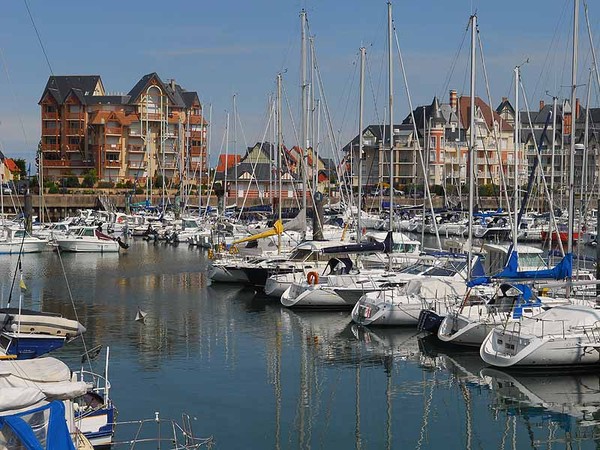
12,158 -> 27,179
82,169 -> 97,188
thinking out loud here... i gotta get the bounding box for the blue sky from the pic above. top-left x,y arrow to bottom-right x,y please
0,0 -> 597,167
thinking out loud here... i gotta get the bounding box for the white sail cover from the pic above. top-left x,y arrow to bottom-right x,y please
283,208 -> 307,233
0,387 -> 46,413
0,357 -> 90,406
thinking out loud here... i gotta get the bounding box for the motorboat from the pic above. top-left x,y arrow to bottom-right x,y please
55,226 -> 123,253
349,255 -> 482,325
0,307 -> 86,359
0,227 -> 50,254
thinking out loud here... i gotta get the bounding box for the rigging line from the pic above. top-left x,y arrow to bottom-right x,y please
337,55 -> 360,153
56,246 -> 93,374
281,80 -> 303,209
393,27 -> 442,251
438,24 -> 469,101
312,43 -> 351,208
519,79 -> 565,257
236,100 -> 275,220
23,0 -> 53,75
476,29 -> 512,218
0,47 -> 32,149
531,0 -> 570,103
365,52 -> 383,129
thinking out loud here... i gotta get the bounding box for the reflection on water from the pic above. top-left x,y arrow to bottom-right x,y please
4,240 -> 600,448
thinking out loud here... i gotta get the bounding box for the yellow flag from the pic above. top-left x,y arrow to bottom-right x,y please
19,279 -> 27,291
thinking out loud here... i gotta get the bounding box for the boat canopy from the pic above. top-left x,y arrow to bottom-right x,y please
321,231 -> 393,254
0,400 -> 76,450
467,252 -> 573,287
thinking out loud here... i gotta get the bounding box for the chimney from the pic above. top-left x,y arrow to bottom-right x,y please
170,79 -> 176,91
575,97 -> 580,119
539,100 -> 545,111
449,89 -> 457,111
502,97 -> 508,102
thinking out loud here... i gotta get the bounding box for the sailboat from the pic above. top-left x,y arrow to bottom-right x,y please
480,0 -> 600,369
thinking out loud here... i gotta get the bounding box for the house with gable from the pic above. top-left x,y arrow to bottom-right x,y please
39,73 -> 208,185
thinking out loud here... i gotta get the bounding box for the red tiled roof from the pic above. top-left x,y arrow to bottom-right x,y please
4,158 -> 19,173
458,96 -> 513,132
216,154 -> 241,172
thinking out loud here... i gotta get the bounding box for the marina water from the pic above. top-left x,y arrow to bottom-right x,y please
5,239 -> 600,449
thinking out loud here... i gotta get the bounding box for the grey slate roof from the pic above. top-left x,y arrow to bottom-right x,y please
127,72 -> 184,107
85,95 -> 131,105
40,75 -> 101,104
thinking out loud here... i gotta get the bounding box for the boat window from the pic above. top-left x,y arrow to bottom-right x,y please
425,260 -> 466,277
81,228 -> 95,237
399,263 -> 432,274
288,249 -> 313,261
518,253 -> 546,269
13,230 -> 25,238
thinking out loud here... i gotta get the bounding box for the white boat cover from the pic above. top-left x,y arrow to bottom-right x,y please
519,304 -> 600,335
0,387 -> 45,413
0,357 -> 90,403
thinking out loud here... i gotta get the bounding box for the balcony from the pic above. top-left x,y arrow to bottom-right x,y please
127,145 -> 144,153
43,159 -> 94,168
42,127 -> 60,136
127,161 -> 146,170
65,127 -> 83,136
65,111 -> 84,120
65,145 -> 84,153
105,126 -> 122,135
105,160 -> 121,167
42,111 -> 59,120
41,143 -> 60,151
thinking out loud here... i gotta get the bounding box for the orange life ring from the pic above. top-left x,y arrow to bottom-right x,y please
307,271 -> 319,285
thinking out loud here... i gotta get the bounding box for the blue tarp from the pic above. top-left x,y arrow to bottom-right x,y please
467,252 -> 573,287
0,400 -> 76,450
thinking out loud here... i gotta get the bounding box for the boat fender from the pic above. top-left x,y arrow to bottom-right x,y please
229,246 -> 239,255
208,249 -> 214,259
307,271 -> 319,285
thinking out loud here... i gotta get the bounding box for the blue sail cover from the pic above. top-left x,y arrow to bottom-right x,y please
0,400 -> 76,450
467,252 -> 573,287
321,231 -> 393,254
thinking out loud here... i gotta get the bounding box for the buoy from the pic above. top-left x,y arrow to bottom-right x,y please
306,271 -> 319,285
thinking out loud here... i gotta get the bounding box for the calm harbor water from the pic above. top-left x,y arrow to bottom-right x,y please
4,239 -> 600,449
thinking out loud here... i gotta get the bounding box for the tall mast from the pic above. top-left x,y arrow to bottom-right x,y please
513,65 -> 519,251
582,68 -> 592,214
387,1 -> 394,237
357,46 -> 366,242
224,111 -> 230,212
300,9 -> 308,216
277,74 -> 283,254
568,0 -> 579,257
550,95 -> 557,209
233,94 -> 238,207
467,14 -> 476,281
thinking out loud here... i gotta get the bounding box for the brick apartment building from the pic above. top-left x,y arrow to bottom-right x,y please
38,73 -> 208,185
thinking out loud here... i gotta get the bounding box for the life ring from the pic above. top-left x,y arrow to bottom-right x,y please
307,271 -> 319,285
229,246 -> 239,255
207,248 -> 214,259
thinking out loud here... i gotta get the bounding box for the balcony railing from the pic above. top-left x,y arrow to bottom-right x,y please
41,143 -> 60,151
65,145 -> 83,153
42,111 -> 59,120
43,159 -> 94,168
105,160 -> 121,167
65,111 -> 84,120
127,145 -> 144,153
42,127 -> 60,136
127,162 -> 146,170
65,127 -> 84,136
105,126 -> 122,135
